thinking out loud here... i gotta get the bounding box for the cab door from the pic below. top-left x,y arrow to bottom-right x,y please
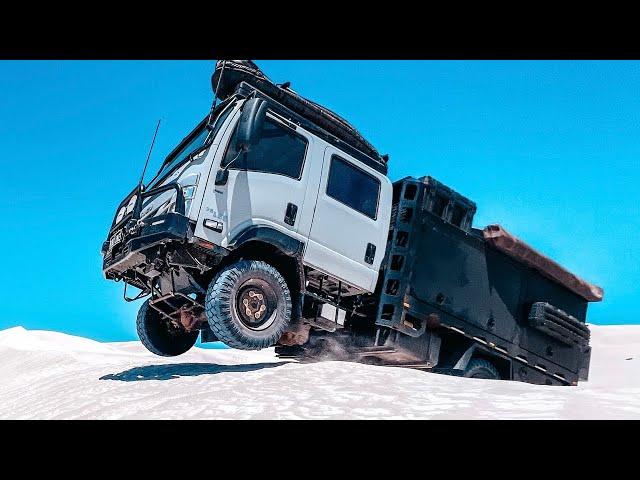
195,110 -> 313,247
303,146 -> 391,292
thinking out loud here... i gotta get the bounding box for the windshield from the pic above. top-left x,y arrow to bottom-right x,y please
147,101 -> 235,188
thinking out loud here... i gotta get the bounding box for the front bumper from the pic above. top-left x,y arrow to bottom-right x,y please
103,182 -> 191,279
102,212 -> 191,280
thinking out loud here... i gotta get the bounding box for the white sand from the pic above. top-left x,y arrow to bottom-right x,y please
0,324 -> 638,419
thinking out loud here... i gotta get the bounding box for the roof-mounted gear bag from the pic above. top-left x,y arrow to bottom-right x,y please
211,60 -> 384,164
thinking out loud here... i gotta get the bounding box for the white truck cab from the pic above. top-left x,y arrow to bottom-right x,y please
102,80 -> 392,354
189,99 -> 392,293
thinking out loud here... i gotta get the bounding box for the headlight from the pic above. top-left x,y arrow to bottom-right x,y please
182,186 -> 196,200
125,195 -> 137,214
180,175 -> 200,216
115,206 -> 126,224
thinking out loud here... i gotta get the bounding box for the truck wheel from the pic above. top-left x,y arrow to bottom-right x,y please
206,260 -> 292,350
463,358 -> 501,379
136,299 -> 199,357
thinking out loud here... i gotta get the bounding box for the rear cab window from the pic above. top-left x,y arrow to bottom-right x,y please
326,155 -> 380,220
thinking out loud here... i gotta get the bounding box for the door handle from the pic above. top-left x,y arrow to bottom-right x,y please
365,243 -> 376,264
284,203 -> 298,226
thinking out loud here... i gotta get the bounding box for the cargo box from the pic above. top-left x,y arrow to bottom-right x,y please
376,176 -> 600,384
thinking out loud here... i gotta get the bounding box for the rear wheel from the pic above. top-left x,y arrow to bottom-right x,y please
463,358 -> 501,380
136,299 -> 199,357
205,260 -> 292,350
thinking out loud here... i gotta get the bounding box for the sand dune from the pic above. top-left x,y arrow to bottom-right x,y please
0,325 -> 638,419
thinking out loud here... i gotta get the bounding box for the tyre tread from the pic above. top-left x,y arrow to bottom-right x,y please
464,358 -> 501,379
205,260 -> 291,350
136,299 -> 198,357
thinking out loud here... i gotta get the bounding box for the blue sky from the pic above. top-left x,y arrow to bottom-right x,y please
0,60 -> 637,342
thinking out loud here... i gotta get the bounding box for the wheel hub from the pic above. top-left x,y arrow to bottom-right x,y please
235,282 -> 276,330
241,289 -> 267,320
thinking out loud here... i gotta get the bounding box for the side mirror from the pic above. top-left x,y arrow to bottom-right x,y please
215,168 -> 229,186
214,98 -> 267,187
235,97 -> 267,153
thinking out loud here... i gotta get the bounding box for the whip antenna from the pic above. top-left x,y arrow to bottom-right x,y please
139,119 -> 162,187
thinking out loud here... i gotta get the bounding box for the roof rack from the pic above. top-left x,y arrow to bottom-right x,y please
212,60 -> 388,174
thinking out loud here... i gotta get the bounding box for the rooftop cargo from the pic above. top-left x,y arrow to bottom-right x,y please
211,60 -> 384,166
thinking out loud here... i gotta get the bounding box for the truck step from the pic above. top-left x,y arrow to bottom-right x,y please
304,316 -> 339,333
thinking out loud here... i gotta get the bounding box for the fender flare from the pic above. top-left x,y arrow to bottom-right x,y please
228,225 -> 305,258
452,343 -> 512,377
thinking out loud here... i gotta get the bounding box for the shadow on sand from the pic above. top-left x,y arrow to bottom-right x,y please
99,361 -> 288,382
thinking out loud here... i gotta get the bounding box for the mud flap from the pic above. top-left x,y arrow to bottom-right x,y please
579,345 -> 591,381
201,327 -> 219,344
453,344 -> 477,371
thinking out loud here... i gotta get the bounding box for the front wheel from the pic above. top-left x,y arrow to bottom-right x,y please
205,260 -> 292,350
136,299 -> 199,357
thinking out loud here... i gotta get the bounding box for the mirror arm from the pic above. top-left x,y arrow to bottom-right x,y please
215,149 -> 245,186
221,149 -> 244,172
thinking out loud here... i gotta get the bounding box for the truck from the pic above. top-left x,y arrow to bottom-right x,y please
101,60 -> 603,386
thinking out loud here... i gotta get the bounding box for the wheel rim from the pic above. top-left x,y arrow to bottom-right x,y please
234,279 -> 278,331
164,320 -> 188,337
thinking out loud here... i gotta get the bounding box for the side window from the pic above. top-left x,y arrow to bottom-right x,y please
222,116 -> 307,179
326,155 -> 380,220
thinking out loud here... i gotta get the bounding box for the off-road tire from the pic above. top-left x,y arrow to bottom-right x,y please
136,299 -> 199,357
463,358 -> 501,380
206,260 -> 292,350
